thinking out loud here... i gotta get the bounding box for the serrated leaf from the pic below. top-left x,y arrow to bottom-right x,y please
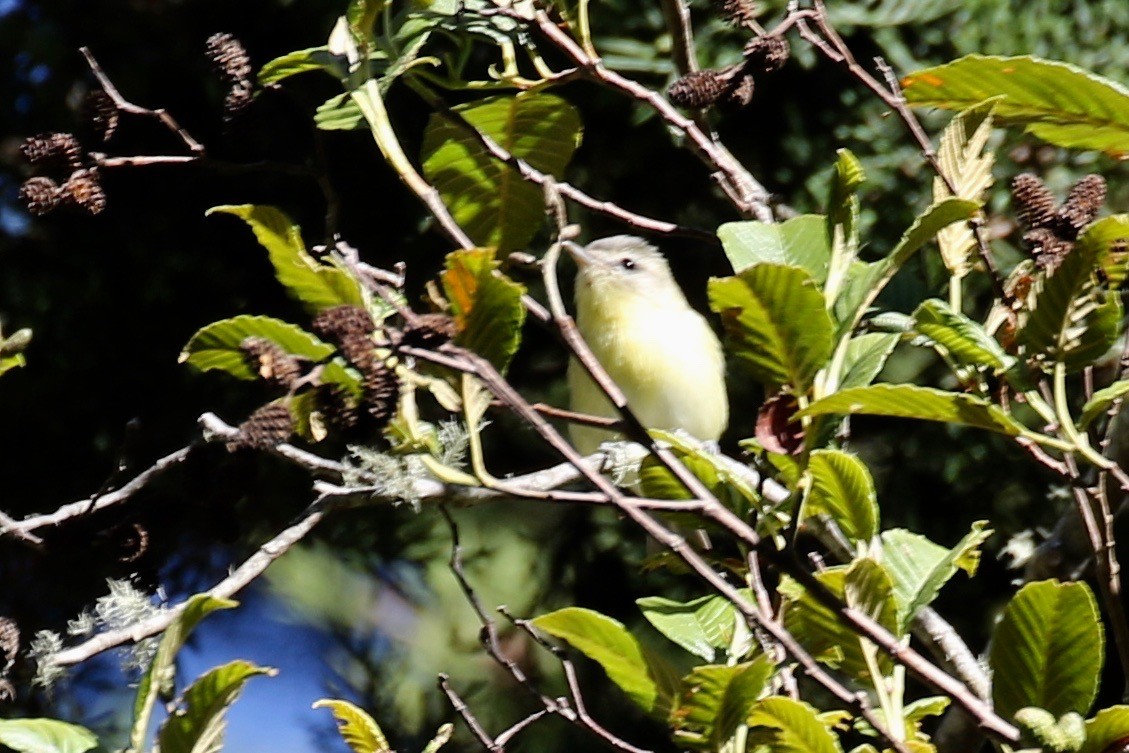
990,580 -> 1103,719
932,103 -> 995,277
440,249 -> 525,372
903,55 -> 1129,156
1080,705 -> 1129,753
637,592 -> 748,662
1078,379 -> 1129,430
797,384 -> 1023,436
637,434 -> 761,515
834,199 -> 979,332
207,205 -> 364,314
1088,215 -> 1129,290
825,150 -> 864,302
531,607 -> 678,716
0,720 -> 99,753
880,522 -> 992,632
179,315 -> 334,380
717,216 -> 831,283
313,699 -> 391,753
839,333 -> 899,389
421,92 -> 582,252
746,697 -> 844,753
780,560 -> 897,680
1020,223 -> 1122,371
709,264 -> 834,391
912,299 -> 1013,371
805,449 -> 878,543
130,595 -> 239,753
315,93 -> 366,131
672,657 -> 774,750
158,660 -> 275,753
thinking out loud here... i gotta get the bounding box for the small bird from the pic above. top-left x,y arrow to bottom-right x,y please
566,235 -> 728,455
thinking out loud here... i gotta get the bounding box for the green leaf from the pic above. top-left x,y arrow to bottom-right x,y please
717,216 -> 831,284
797,383 -> 1024,436
834,198 -> 979,332
932,103 -> 995,277
158,660 -> 275,753
440,249 -> 526,373
1078,379 -> 1129,430
0,720 -> 99,753
780,560 -> 897,680
912,298 -> 1013,372
709,264 -> 834,391
130,595 -> 239,753
313,699 -> 391,753
880,522 -> 992,632
207,205 -> 364,314
179,315 -> 334,380
825,150 -> 864,302
531,607 -> 678,716
0,353 -> 26,377
637,592 -> 749,662
903,55 -> 1129,156
1080,705 -> 1129,753
637,433 -> 762,515
746,697 -> 844,753
828,0 -> 960,27
672,657 -> 774,750
805,449 -> 878,543
903,697 -> 951,739
838,333 -> 899,390
315,93 -> 366,131
990,580 -> 1103,719
347,0 -> 386,39
1088,215 -> 1129,290
1019,222 -> 1122,371
258,47 -> 344,86
421,92 -> 582,252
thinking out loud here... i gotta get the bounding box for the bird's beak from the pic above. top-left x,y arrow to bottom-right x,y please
563,241 -> 596,268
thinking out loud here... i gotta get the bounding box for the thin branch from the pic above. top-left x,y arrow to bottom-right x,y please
1,445 -> 196,543
439,675 -> 501,752
50,494 -> 331,668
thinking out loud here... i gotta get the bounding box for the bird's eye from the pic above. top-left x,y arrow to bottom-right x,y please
620,258 -> 636,270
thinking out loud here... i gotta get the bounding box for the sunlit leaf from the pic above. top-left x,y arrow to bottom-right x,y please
0,720 -> 99,753
440,249 -> 525,372
838,333 -> 899,390
315,93 -> 366,131
709,264 -> 834,391
880,521 -> 992,631
258,47 -> 345,85
990,580 -> 1102,719
1078,379 -> 1129,430
672,657 -> 774,750
421,93 -> 582,252
746,696 -> 844,753
1088,215 -> 1129,290
313,699 -> 391,753
637,592 -> 750,662
797,384 -> 1023,436
158,660 -> 275,753
931,102 -> 995,277
903,55 -> 1129,156
912,298 -> 1013,371
531,607 -> 679,716
207,205 -> 363,313
179,315 -> 334,380
824,150 -> 864,301
805,449 -> 878,544
1080,706 -> 1129,753
717,216 -> 831,283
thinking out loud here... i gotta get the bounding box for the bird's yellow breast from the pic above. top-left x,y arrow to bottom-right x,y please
568,291 -> 728,455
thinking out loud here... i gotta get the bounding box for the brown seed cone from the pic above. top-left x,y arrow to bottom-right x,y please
19,177 -> 61,215
312,305 -> 377,368
721,72 -> 756,108
1011,173 -> 1058,231
1024,227 -> 1074,273
206,32 -> 252,84
401,312 -> 458,349
319,386 -> 361,431
743,35 -> 790,73
0,616 -> 18,669
240,337 -> 302,389
227,402 -> 294,451
21,132 -> 83,168
224,84 -> 254,119
362,363 -> 400,425
712,0 -> 760,27
1058,174 -> 1106,237
668,69 -> 729,109
86,90 -> 120,141
62,169 -> 107,215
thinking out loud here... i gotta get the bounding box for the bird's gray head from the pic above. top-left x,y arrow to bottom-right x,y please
567,235 -> 685,305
